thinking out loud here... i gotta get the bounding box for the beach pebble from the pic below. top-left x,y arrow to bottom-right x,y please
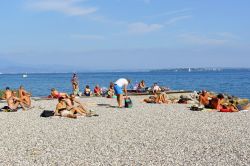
0,95 -> 249,165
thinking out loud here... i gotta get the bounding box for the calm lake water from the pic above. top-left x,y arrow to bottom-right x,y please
0,70 -> 250,99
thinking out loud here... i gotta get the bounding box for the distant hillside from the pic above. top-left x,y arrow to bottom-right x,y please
150,68 -> 250,72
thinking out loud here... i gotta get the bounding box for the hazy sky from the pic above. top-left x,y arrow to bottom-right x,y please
0,0 -> 250,72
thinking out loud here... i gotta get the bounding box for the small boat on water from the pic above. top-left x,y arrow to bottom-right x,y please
22,74 -> 28,78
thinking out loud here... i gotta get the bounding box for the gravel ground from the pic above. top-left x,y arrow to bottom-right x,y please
0,96 -> 250,165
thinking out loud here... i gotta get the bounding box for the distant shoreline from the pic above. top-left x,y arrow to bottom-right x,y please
0,67 -> 250,75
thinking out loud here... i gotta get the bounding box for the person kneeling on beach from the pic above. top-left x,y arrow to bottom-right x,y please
114,78 -> 131,108
54,97 -> 78,119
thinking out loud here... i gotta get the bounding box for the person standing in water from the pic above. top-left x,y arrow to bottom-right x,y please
114,78 -> 131,108
71,73 -> 81,96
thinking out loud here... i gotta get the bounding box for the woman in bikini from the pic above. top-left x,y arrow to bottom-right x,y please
54,97 -> 77,118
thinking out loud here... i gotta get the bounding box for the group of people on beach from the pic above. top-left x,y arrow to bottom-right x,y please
51,75 -> 131,107
198,90 -> 250,112
1,73 -> 250,117
69,73 -> 113,97
1,86 -> 31,111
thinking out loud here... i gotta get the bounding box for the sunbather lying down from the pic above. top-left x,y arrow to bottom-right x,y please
144,93 -> 173,104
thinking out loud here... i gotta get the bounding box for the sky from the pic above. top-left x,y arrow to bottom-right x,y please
0,0 -> 250,72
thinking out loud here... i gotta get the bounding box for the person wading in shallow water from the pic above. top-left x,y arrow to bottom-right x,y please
71,73 -> 80,96
114,78 -> 131,108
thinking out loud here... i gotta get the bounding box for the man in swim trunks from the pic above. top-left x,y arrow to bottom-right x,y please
114,78 -> 131,108
199,90 -> 213,107
18,85 -> 32,107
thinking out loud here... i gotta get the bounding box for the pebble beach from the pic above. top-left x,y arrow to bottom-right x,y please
0,95 -> 250,165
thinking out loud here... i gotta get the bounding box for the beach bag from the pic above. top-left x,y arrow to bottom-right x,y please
40,110 -> 54,117
125,98 -> 133,108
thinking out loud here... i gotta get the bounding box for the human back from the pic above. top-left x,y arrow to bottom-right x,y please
115,78 -> 129,88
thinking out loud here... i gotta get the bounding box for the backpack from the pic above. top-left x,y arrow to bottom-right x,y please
125,98 -> 133,108
40,110 -> 54,117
